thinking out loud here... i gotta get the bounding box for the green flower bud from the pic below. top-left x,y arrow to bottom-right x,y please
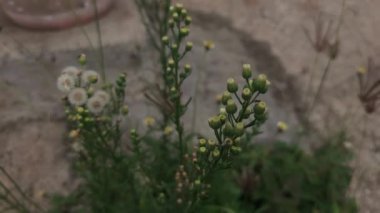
184,64 -> 192,74
194,179 -> 201,185
199,138 -> 207,146
78,53 -> 87,66
168,59 -> 175,68
226,99 -> 237,114
185,41 -> 193,51
254,112 -> 267,122
164,126 -> 174,136
223,122 -> 235,137
175,3 -> 184,11
242,64 -> 252,79
76,115 -> 83,121
130,129 -> 138,138
171,44 -> 178,52
185,16 -> 192,25
208,116 -> 222,129
277,121 -> 288,133
180,9 -> 187,17
212,148 -> 220,157
253,74 -> 268,93
89,75 -> 98,84
231,146 -> 242,154
169,6 -> 175,13
203,40 -> 215,51
254,101 -> 267,115
162,36 -> 169,45
169,87 -> 178,100
76,107 -> 84,113
170,87 -> 177,94
180,27 -> 189,37
222,91 -> 232,105
219,114 -> 227,124
168,19 -> 175,28
119,73 -> 127,81
220,107 -> 227,115
208,139 -> 216,146
199,146 -> 207,153
225,138 -> 233,146
242,107 -> 252,119
227,78 -> 238,93
172,12 -> 179,21
235,122 -> 245,137
122,105 -> 129,115
242,88 -> 252,101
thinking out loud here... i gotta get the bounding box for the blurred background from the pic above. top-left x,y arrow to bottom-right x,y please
0,0 -> 379,212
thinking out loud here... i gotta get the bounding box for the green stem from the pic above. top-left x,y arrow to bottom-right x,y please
91,0 -> 106,83
191,52 -> 207,133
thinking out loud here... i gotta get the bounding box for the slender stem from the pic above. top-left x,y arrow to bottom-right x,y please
0,167 -> 42,212
234,92 -> 243,105
191,52 -> 207,133
68,1 -> 95,51
0,181 -> 28,212
308,58 -> 333,115
303,52 -> 320,106
214,129 -> 223,145
91,0 -> 106,82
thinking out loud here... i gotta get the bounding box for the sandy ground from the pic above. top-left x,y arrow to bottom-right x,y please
0,0 -> 379,212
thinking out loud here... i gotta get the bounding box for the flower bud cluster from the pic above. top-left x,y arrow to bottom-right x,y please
174,164 -> 190,205
197,64 -> 270,188
161,3 -> 193,93
58,58 -> 129,147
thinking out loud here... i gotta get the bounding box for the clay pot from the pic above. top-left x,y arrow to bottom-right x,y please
0,0 -> 114,30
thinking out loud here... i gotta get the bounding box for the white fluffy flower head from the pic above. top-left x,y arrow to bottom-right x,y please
86,96 -> 105,114
57,74 -> 76,93
81,70 -> 99,85
62,66 -> 81,78
94,90 -> 110,105
68,88 -> 88,106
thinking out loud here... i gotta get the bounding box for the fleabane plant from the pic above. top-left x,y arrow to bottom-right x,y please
172,64 -> 270,209
158,3 -> 194,159
57,60 -> 128,157
202,65 -> 269,170
51,3 -> 271,212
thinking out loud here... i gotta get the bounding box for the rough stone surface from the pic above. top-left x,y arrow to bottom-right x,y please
0,0 -> 379,212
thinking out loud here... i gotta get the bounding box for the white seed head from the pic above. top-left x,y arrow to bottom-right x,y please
68,88 -> 88,106
62,66 -> 81,78
86,96 -> 105,114
81,70 -> 99,85
71,141 -> 84,153
94,90 -> 110,105
57,74 -> 76,93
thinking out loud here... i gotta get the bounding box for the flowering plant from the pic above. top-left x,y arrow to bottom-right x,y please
0,2 -> 357,213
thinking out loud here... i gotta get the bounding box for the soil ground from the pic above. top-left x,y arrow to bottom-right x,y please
0,0 -> 379,212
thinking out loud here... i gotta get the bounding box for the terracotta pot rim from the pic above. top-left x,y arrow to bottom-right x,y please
1,0 -> 114,30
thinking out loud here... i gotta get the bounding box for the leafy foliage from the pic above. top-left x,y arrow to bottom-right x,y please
233,134 -> 357,213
